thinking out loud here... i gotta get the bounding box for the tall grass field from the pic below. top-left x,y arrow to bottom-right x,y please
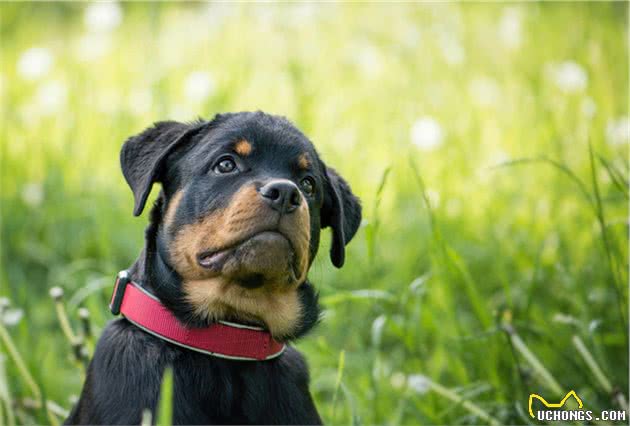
1,3 -> 628,425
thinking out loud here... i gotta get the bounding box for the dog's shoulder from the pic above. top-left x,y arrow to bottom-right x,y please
68,319 -> 173,424
96,318 -> 177,365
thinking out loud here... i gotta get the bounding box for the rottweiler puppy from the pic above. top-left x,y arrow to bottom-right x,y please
66,111 -> 361,425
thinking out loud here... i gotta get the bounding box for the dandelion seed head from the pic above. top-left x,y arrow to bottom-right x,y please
84,2 -> 123,33
2,308 -> 23,326
21,182 -> 44,207
498,7 -> 523,49
408,374 -> 430,394
49,286 -> 64,300
606,117 -> 629,146
410,117 -> 444,151
17,47 -> 53,80
184,71 -> 216,103
549,61 -> 588,93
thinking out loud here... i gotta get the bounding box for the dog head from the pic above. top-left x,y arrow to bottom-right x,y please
120,112 -> 361,339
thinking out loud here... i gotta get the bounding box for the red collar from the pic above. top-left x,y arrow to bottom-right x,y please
109,271 -> 286,361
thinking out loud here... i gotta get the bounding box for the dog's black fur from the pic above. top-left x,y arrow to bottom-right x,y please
66,112 -> 361,425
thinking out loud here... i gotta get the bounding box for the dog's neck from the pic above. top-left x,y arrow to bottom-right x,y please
125,197 -> 201,326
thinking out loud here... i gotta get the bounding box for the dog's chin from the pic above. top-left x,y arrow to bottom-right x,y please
197,231 -> 299,288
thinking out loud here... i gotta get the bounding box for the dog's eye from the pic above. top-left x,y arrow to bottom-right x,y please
214,158 -> 237,174
299,177 -> 315,196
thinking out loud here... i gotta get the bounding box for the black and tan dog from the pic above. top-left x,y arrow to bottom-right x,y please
66,111 -> 361,425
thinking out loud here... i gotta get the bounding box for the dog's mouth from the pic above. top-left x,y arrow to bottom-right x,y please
196,231 -> 300,288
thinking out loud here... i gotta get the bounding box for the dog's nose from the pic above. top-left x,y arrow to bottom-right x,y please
259,180 -> 302,214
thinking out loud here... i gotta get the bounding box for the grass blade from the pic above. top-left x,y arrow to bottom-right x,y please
331,350 -> 345,423
157,367 -> 174,426
571,335 -> 612,393
0,323 -> 41,402
416,375 -> 501,426
596,154 -> 629,198
502,321 -> 563,395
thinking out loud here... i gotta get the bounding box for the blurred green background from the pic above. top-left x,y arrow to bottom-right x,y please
1,2 -> 628,425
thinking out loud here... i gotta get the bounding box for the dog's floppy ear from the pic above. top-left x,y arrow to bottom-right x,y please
120,121 -> 205,216
321,167 -> 362,268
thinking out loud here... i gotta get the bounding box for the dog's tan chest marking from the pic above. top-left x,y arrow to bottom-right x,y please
184,278 -> 302,339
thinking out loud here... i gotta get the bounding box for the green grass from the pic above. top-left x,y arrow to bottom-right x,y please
1,2 -> 628,424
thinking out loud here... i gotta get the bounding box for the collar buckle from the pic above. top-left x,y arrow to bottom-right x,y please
110,270 -> 131,315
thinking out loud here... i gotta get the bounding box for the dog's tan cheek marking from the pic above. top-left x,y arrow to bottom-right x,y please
297,153 -> 310,170
169,185 -> 263,280
234,139 -> 252,156
163,190 -> 184,234
169,209 -> 227,279
293,202 -> 311,282
184,279 -> 302,339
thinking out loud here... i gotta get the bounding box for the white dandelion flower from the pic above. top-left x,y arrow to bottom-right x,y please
407,374 -> 430,394
498,7 -> 523,49
606,117 -> 629,146
410,116 -> 444,151
184,71 -> 216,104
551,61 -> 588,93
21,182 -> 44,207
84,2 -> 122,33
49,286 -> 64,300
2,308 -> 23,326
17,47 -> 53,80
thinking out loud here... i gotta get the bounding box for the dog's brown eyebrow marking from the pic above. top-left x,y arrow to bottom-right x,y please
297,153 -> 310,170
234,139 -> 252,156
